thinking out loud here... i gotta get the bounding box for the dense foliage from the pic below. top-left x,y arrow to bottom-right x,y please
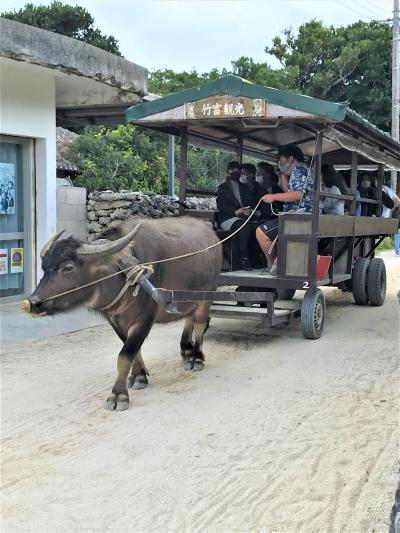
66,126 -> 168,192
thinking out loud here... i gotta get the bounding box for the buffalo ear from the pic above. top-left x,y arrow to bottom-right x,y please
76,223 -> 142,261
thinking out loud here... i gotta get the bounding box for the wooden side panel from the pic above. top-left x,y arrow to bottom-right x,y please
319,215 -> 397,237
353,217 -> 398,236
283,219 -> 312,235
286,241 -> 309,277
318,215 -> 355,236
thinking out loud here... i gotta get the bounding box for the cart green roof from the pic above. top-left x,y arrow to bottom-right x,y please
126,75 -> 400,167
127,75 -> 349,122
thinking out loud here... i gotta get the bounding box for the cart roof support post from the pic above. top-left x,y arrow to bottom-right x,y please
236,134 -> 243,164
309,130 -> 324,284
376,162 -> 384,217
179,129 -> 188,211
349,150 -> 359,216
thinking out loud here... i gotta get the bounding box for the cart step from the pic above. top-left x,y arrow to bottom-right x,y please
210,303 -> 294,320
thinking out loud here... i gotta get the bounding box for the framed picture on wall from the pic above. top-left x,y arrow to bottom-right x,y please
0,162 -> 16,215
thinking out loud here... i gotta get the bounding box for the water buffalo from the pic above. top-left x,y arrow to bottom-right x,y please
23,217 -> 222,411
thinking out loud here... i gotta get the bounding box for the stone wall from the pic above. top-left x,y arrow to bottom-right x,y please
87,191 -> 217,241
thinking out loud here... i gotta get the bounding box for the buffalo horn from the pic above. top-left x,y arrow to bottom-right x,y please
76,223 -> 142,261
40,230 -> 66,258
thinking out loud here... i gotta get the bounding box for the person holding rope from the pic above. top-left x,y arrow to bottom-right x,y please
256,145 -> 314,276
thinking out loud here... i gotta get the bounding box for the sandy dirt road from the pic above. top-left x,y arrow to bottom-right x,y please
1,254 -> 399,533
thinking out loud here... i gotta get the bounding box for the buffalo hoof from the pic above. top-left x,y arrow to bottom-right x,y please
192,359 -> 204,372
129,375 -> 148,390
105,392 -> 129,411
132,380 -> 147,390
183,357 -> 204,372
184,358 -> 194,371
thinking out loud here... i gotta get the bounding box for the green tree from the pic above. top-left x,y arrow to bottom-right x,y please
66,125 -> 168,192
266,20 -> 391,130
149,68 -> 227,96
231,56 -> 297,91
1,1 -> 121,55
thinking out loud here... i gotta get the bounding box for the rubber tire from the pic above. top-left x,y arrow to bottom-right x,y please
301,288 -> 325,340
367,257 -> 386,306
277,288 -> 296,300
352,258 -> 370,305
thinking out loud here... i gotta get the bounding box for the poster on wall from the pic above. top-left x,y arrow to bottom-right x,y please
0,162 -> 16,215
0,249 -> 8,274
10,248 -> 23,273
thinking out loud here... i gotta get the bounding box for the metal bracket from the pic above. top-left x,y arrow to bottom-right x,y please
137,276 -> 275,315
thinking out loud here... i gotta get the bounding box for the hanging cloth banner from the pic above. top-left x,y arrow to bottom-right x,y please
325,126 -> 400,171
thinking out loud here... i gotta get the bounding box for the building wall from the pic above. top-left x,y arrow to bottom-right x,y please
56,187 -> 87,241
0,60 -> 57,283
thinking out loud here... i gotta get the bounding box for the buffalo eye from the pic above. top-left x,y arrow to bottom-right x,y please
60,262 -> 75,273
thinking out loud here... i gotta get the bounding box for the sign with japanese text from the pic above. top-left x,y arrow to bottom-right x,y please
184,96 -> 267,120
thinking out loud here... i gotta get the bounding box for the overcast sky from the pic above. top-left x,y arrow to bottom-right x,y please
1,0 -> 394,71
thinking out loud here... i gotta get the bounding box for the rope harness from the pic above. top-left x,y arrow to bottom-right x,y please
98,264 -> 154,311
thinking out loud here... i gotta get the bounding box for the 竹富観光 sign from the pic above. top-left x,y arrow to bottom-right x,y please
184,97 -> 267,120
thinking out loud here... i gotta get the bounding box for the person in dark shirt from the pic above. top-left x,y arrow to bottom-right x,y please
256,162 -> 283,218
357,173 -> 394,216
216,161 -> 259,270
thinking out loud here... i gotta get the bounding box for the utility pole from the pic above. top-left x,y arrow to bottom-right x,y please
392,0 -> 400,192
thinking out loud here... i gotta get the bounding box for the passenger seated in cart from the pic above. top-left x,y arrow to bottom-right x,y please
321,165 -> 351,197
256,145 -> 313,276
256,162 -> 283,219
256,162 -> 278,190
320,167 -> 344,215
240,163 -> 263,195
216,161 -> 260,271
358,173 -> 394,216
321,164 -> 351,211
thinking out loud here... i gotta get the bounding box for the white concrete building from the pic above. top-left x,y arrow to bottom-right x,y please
0,18 -> 148,301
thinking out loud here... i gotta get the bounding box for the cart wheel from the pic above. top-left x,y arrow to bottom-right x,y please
352,258 -> 370,305
277,288 -> 296,300
301,289 -> 325,339
367,257 -> 386,306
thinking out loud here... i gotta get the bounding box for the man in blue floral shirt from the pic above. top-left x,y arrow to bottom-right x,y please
256,145 -> 313,275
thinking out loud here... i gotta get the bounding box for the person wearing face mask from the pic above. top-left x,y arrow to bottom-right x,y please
255,145 -> 312,275
240,163 -> 260,191
357,173 -> 395,217
216,161 -> 259,270
256,162 -> 279,190
357,173 -> 375,216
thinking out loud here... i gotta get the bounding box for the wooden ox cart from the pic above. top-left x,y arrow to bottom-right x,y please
126,75 -> 399,339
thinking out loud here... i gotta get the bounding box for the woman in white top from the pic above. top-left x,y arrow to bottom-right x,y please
320,166 -> 344,215
382,184 -> 400,218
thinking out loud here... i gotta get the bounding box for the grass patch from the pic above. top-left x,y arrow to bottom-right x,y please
376,237 -> 394,252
